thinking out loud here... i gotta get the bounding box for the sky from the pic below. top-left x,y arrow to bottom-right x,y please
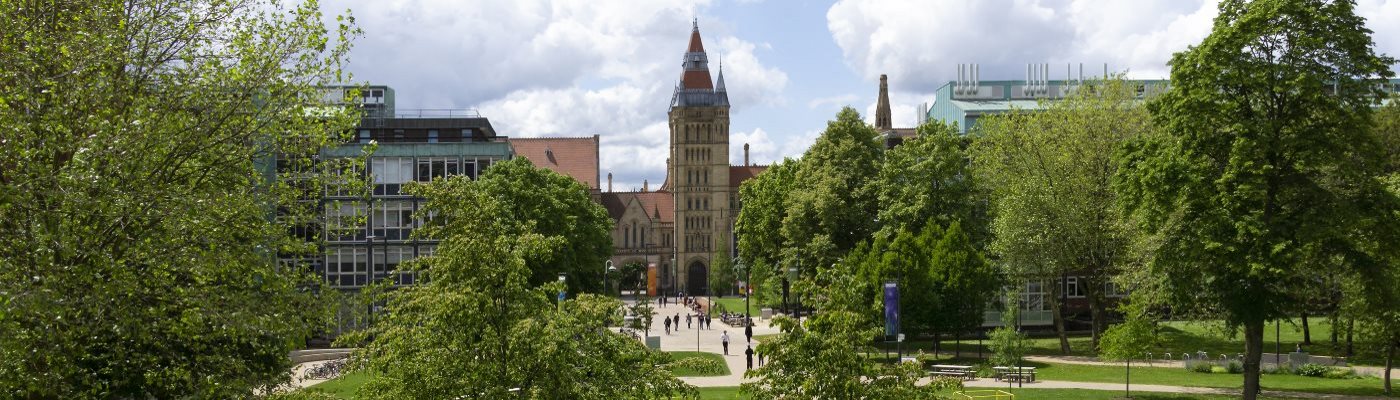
319,0 -> 1400,191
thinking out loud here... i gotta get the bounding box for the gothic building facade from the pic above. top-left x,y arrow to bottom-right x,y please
518,21 -> 765,296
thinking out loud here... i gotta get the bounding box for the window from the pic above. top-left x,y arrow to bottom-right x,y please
1105,281 -> 1128,298
623,225 -> 631,248
372,157 -> 414,195
324,158 -> 363,197
1021,281 -> 1048,311
371,201 -> 415,241
372,246 -> 412,282
428,130 -> 439,143
1064,276 -> 1085,298
416,157 -> 461,182
325,202 -> 365,242
359,130 -> 371,143
325,247 -> 368,288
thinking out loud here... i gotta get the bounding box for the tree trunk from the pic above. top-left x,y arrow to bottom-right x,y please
1083,274 -> 1105,349
1385,340 -> 1393,395
1346,319 -> 1354,357
1049,280 -> 1071,354
934,331 -> 941,357
1329,312 -> 1339,353
1243,318 -> 1265,400
1301,313 -> 1311,345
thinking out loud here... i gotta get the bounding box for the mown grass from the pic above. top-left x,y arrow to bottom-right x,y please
696,386 -> 1297,400
667,351 -> 731,377
898,318 -> 1381,365
303,370 -> 368,399
710,297 -> 760,317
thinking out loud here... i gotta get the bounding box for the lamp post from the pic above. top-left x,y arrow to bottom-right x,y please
670,253 -> 677,298
557,273 -> 567,313
734,256 -> 748,320
788,265 -> 799,320
604,260 -> 616,297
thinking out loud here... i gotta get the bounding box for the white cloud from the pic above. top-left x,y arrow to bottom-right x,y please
862,91 -> 927,128
827,0 -> 1400,91
808,94 -> 858,110
325,0 -> 790,188
715,38 -> 789,108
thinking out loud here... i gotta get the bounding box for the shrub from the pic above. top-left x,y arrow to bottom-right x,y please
1261,363 -> 1285,374
1321,368 -> 1360,380
1293,363 -> 1330,377
1209,366 -> 1227,374
667,356 -> 726,376
1188,362 -> 1215,373
1225,360 -> 1244,374
975,364 -> 998,378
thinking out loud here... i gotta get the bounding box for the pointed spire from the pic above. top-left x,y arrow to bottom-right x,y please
716,59 -> 726,92
876,74 -> 892,131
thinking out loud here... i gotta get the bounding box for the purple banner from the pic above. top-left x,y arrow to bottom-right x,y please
884,281 -> 899,337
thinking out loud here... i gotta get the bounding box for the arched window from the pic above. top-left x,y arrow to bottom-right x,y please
623,225 -> 630,248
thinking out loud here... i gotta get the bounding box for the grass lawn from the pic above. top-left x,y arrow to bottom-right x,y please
696,386 -> 1295,399
1027,360 -> 1387,397
667,351 -> 731,377
899,318 -> 1382,366
709,297 -> 760,317
304,370 -> 368,399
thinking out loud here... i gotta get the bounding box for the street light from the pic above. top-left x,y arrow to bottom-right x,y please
733,256 -> 748,320
788,265 -> 799,320
604,260 -> 616,296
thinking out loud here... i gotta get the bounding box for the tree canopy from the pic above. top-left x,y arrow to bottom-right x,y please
346,172 -> 690,399
0,0 -> 359,396
473,157 -> 614,295
1113,0 -> 1400,397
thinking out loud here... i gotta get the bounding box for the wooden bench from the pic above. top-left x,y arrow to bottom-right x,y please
928,364 -> 977,380
992,367 -> 1036,382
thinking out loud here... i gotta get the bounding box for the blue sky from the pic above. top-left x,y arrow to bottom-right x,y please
321,0 -> 1400,191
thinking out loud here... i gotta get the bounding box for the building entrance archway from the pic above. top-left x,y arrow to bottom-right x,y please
687,261 -> 708,296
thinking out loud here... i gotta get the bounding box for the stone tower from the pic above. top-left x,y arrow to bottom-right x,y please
876,74 -> 893,130
668,19 -> 730,295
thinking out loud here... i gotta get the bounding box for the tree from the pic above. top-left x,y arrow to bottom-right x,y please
708,246 -> 737,297
0,0 -> 359,396
988,288 -> 1028,377
743,263 -> 961,399
874,120 -> 987,245
971,77 -> 1150,352
346,174 -> 691,399
1113,1 -> 1399,398
1099,299 -> 1160,398
736,158 -> 798,308
847,221 -> 998,353
779,107 -> 884,277
474,157 -> 614,295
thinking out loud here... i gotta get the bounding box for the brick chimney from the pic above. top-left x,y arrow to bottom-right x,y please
607,172 -> 613,192
743,143 -> 750,166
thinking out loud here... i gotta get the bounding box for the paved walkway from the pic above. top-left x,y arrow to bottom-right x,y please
622,296 -> 780,387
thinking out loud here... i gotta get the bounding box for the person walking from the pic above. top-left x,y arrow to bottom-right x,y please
721,331 -> 730,355
686,314 -> 692,329
664,316 -> 671,335
673,314 -> 680,330
745,345 -> 754,370
745,320 -> 753,343
757,347 -> 765,366
706,314 -> 712,329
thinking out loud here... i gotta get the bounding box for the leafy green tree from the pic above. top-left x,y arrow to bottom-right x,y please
346,175 -> 691,399
1099,299 -> 1160,398
847,221 -> 998,351
475,157 -> 614,295
709,246 -> 738,297
874,120 -> 987,244
988,288 -> 1028,374
0,0 -> 359,396
1113,1 -> 1399,397
744,265 -> 962,400
779,107 -> 884,277
972,77 -> 1151,353
736,158 -> 798,307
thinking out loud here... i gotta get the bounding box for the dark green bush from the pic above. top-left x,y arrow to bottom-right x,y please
1293,363 -> 1330,377
1188,362 -> 1215,373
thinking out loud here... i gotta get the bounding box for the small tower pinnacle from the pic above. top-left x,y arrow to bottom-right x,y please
876,74 -> 892,131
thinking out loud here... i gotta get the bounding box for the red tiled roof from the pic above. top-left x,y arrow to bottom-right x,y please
600,191 -> 675,224
729,165 -> 768,188
687,28 -> 705,52
509,136 -> 600,189
681,70 -> 713,90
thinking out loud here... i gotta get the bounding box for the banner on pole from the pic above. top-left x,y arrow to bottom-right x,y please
884,281 -> 900,338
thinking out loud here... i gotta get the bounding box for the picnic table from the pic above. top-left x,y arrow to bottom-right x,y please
929,364 -> 977,380
992,366 -> 1036,382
